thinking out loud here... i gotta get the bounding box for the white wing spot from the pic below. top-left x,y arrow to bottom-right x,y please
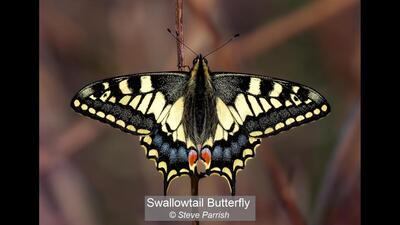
119,79 -> 132,94
270,82 -> 283,97
248,95 -> 263,116
247,78 -> 261,95
138,129 -> 151,134
147,92 -> 166,120
275,122 -> 285,130
119,95 -> 131,105
137,93 -> 153,114
250,131 -> 263,137
73,100 -> 80,107
157,104 -> 172,123
140,76 -> 154,93
291,94 -> 302,106
108,96 -> 116,103
81,104 -> 88,110
264,127 -> 274,134
270,98 -> 282,108
216,98 -> 235,130
222,167 -> 233,179
242,149 -> 253,157
259,98 -> 271,112
126,125 -> 136,131
235,94 -> 253,121
88,108 -> 96,114
129,95 -> 142,109
296,115 -> 305,122
106,114 -> 115,122
285,118 -> 295,125
214,124 -> 224,141
96,111 -> 105,118
158,161 -> 168,172
100,90 -> 111,101
228,106 -> 243,125
116,120 -> 126,128
176,125 -> 186,142
166,97 -> 184,130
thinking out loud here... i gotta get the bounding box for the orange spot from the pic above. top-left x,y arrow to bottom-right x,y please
188,150 -> 197,168
201,148 -> 211,166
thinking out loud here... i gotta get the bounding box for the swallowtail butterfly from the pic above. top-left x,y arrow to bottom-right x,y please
71,54 -> 330,195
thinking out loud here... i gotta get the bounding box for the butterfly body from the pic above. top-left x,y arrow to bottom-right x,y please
71,54 -> 330,195
184,55 -> 217,146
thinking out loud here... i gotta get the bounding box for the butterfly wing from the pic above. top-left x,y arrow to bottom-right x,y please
71,72 -> 195,194
208,72 -> 330,194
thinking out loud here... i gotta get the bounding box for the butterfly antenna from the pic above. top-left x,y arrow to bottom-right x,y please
167,28 -> 198,56
204,33 -> 240,58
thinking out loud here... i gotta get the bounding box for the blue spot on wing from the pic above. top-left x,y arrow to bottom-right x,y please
161,143 -> 170,155
153,135 -> 163,148
177,147 -> 188,163
231,142 -> 240,155
213,146 -> 223,160
169,148 -> 177,164
238,134 -> 247,146
223,148 -> 232,162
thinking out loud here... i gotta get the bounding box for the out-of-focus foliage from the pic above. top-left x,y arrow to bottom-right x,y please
40,0 -> 360,225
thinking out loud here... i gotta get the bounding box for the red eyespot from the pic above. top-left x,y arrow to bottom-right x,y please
201,148 -> 211,166
188,150 -> 198,168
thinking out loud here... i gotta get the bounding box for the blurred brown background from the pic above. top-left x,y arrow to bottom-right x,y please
39,0 -> 360,225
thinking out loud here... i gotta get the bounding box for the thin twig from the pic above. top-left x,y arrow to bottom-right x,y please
175,0 -> 185,71
175,1 -> 200,224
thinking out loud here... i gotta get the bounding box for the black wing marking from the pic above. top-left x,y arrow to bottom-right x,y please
212,72 -> 330,138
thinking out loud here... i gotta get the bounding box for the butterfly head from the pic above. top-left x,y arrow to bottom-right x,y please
191,54 -> 210,76
192,54 -> 208,66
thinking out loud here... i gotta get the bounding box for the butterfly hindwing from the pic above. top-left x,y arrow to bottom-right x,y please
140,128 -> 196,195
202,129 -> 261,195
71,72 -> 195,194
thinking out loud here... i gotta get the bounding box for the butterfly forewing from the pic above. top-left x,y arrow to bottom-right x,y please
71,72 -> 195,194
71,72 -> 188,134
212,73 -> 330,137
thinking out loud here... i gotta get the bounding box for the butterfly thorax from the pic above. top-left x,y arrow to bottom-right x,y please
183,56 -> 218,146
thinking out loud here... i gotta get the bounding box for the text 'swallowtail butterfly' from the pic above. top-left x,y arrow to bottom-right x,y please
71,54 -> 330,195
